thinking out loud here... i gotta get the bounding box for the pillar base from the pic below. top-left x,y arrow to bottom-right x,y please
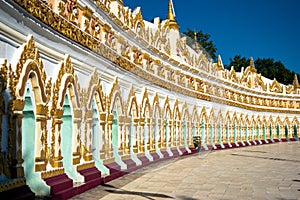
35,162 -> 46,172
9,166 -> 24,178
50,157 -> 63,168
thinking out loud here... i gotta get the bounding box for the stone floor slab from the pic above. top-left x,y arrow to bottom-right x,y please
72,142 -> 300,200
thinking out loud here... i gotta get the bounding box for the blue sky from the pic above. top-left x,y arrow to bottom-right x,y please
123,0 -> 300,74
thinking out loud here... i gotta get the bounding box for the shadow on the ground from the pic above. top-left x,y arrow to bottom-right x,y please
231,153 -> 300,163
176,195 -> 199,200
242,150 -> 267,153
103,184 -> 173,199
72,158 -> 183,199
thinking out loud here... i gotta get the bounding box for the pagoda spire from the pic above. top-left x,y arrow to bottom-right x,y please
217,55 -> 224,70
293,74 -> 299,87
293,74 -> 300,94
167,0 -> 175,20
193,31 -> 200,53
250,57 -> 254,67
249,57 -> 257,72
165,0 -> 179,30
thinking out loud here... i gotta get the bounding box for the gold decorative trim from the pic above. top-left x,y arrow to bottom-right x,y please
41,168 -> 64,179
13,0 -> 300,115
0,178 -> 26,192
103,157 -> 115,165
36,104 -> 48,115
76,162 -> 95,171
1,1 -> 299,191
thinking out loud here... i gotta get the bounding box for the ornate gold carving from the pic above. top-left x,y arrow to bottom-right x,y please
0,60 -> 7,177
10,1 -> 300,173
286,85 -> 294,94
95,0 -> 111,13
133,50 -> 143,66
59,0 -> 79,25
51,55 -> 80,117
132,8 -> 145,31
49,55 -> 82,167
0,178 -> 26,192
100,113 -> 107,121
34,161 -> 46,172
17,1 -> 298,100
8,36 -> 49,108
82,6 -> 93,19
36,104 -> 48,115
253,74 -> 267,91
108,77 -> 123,112
76,162 -> 95,171
270,79 -> 283,93
73,109 -> 82,118
41,168 -> 64,179
164,38 -> 171,55
53,109 -> 64,119
9,99 -> 25,112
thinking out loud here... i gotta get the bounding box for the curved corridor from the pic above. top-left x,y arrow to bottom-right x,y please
72,142 -> 300,200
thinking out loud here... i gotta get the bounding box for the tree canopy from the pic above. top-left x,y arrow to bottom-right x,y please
183,28 -> 298,85
183,28 -> 217,60
224,55 -> 299,85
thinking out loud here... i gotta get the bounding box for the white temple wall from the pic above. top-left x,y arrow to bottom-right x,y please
0,0 -> 299,195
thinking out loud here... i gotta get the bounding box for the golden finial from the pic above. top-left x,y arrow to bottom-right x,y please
249,57 -> 257,73
193,30 -> 200,53
165,0 -> 179,30
167,0 -> 175,20
293,74 -> 299,88
217,55 -> 223,70
250,57 -> 254,67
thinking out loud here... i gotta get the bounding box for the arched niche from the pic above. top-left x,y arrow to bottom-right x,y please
256,115 -> 262,142
232,112 -> 238,144
82,69 -> 106,161
275,116 -> 282,140
152,93 -> 162,150
268,115 -> 275,142
49,55 -> 82,175
225,111 -> 232,145
208,108 -> 216,147
262,116 -> 268,141
108,77 -> 125,159
239,113 -> 245,145
181,102 -> 191,148
191,105 -> 199,138
140,89 -> 152,152
250,115 -> 256,142
216,110 -> 224,146
291,116 -> 299,140
9,35 -> 50,180
283,116 -> 291,140
199,107 -> 208,148
162,96 -> 172,148
245,115 -> 251,143
173,99 -> 181,147
126,86 -> 139,154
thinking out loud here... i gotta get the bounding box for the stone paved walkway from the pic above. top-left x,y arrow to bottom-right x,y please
72,142 -> 300,200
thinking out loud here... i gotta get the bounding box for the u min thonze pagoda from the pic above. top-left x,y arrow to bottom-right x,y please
0,0 -> 299,199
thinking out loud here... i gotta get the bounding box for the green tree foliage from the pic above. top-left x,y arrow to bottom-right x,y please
255,58 -> 295,85
183,29 -> 217,60
183,28 -> 298,85
225,56 -> 299,85
224,55 -> 250,72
